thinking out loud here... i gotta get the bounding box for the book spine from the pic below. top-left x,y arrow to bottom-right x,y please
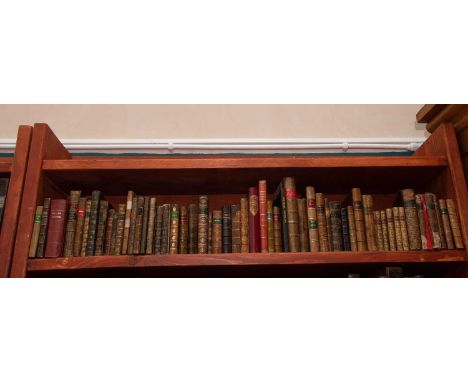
273,206 -> 282,252
133,196 -> 145,254
325,198 -> 334,251
140,197 -> 150,254
341,208 -> 351,251
362,195 -> 376,250
94,200 -> 108,256
169,204 -> 180,254
127,196 -> 138,254
415,194 -> 429,249
283,177 -> 300,252
373,210 -> 384,250
258,180 -> 268,253
212,210 -> 222,253
386,208 -> 397,251
401,189 -> 422,250
28,206 -> 43,258
154,205 -> 164,254
446,199 -> 464,249
85,190 -> 101,256
198,196 -> 209,254
112,204 -> 125,255
315,193 -> 329,252
420,194 -> 434,250
279,183 -> 289,252
160,204 -> 171,254
146,198 -> 157,254
232,204 -> 241,253
297,198 -> 310,251
432,193 -> 447,249
36,197 -> 51,258
0,178 -> 9,226
424,193 -> 441,249
240,198 -> 249,253
392,207 -> 403,251
329,201 -> 343,251
266,201 -> 275,252
188,203 -> 198,254
248,187 -> 261,253
438,199 -> 455,249
398,206 -> 410,250
347,206 -> 357,251
178,205 -> 188,254
122,190 -> 134,255
352,188 -> 367,251
63,190 -> 81,258
80,200 -> 92,257
306,187 -> 320,252
380,210 -> 389,251
104,209 -> 115,255
73,197 -> 87,257
208,211 -> 213,253
44,199 -> 68,258
222,205 -> 232,253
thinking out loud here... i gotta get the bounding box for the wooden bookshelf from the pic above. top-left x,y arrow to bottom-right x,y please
0,126 -> 33,277
9,123 -> 468,277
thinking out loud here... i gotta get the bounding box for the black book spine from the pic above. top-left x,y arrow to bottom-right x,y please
140,196 -> 150,254
330,201 -> 343,251
273,182 -> 289,252
85,190 -> 101,256
222,205 -> 232,253
341,207 -> 351,251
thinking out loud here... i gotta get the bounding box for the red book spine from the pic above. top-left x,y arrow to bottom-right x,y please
421,194 -> 433,250
44,199 -> 68,258
248,187 -> 261,253
259,180 -> 268,253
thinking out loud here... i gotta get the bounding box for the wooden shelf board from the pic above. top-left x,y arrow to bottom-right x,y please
0,159 -> 12,173
27,250 -> 465,272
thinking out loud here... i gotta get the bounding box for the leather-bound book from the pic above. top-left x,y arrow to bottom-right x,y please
44,199 -> 68,258
28,206 -> 43,258
146,198 -> 157,254
73,197 -> 87,257
85,190 -> 101,256
198,196 -> 209,254
104,209 -> 115,255
232,204 -> 241,253
248,187 -> 261,253
283,177 -> 300,252
94,200 -> 108,256
351,188 -> 367,251
315,193 -> 329,252
329,201 -> 343,251
438,199 -> 455,249
297,198 -> 310,251
341,208 -> 351,251
114,204 -> 126,255
306,187 -> 319,252
266,201 -> 275,252
380,210 -> 389,251
446,199 -> 464,249
385,208 -> 397,251
36,197 -> 51,258
433,194 -> 447,249
325,198 -> 333,251
169,204 -> 180,254
63,190 -> 81,258
373,210 -> 384,250
273,206 -> 282,252
178,205 -> 188,254
240,198 -> 249,253
122,190 -> 134,255
401,189 -> 422,250
154,205 -> 164,254
0,178 -> 9,226
127,196 -> 138,254
212,210 -> 222,253
80,200 -> 92,257
140,197 -> 150,254
258,180 -> 268,253
415,194 -> 430,250
273,182 -> 289,252
188,203 -> 198,254
362,195 -> 376,250
222,205 -> 232,253
398,207 -> 410,250
160,204 -> 171,254
110,210 -> 119,255
347,206 -> 357,251
207,211 -> 212,254
392,207 -> 403,251
133,196 -> 145,254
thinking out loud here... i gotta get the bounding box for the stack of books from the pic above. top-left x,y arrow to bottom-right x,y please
0,178 -> 9,232
28,178 -> 465,258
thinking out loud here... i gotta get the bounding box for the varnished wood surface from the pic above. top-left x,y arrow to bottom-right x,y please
0,159 -> 12,173
416,104 -> 448,123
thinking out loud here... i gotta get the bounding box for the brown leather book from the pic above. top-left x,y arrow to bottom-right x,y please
80,199 -> 92,257
380,210 -> 389,251
122,190 -> 134,255
362,195 -> 376,250
160,204 -> 171,254
401,189 -> 422,250
283,177 -> 300,252
94,200 -> 108,256
36,197 -> 51,258
446,199 -> 464,249
385,208 -> 397,251
85,190 -> 101,256
398,206 -> 410,250
438,199 -> 455,249
240,198 -> 249,253
347,206 -> 357,251
63,190 -> 81,258
329,201 -> 343,251
146,198 -> 157,254
207,211 -> 213,254
433,194 -> 447,249
266,201 -> 275,252
297,198 -> 310,252
140,197 -> 150,254
169,204 -> 180,254
415,194 -> 430,250
114,204 -> 126,255
373,210 -> 384,250
133,196 -> 145,254
73,197 -> 87,257
44,199 -> 68,258
325,198 -> 333,251
178,205 -> 188,254
127,195 -> 138,254
306,187 -> 319,252
248,187 -> 261,253
351,188 -> 367,251
154,205 -> 164,254
28,206 -> 43,258
212,210 -> 222,253
104,209 -> 115,255
258,180 -> 268,252
188,203 -> 198,254
392,207 -> 403,251
222,205 -> 232,253
198,196 -> 209,254
232,204 -> 241,253
273,206 -> 282,252
315,193 -> 329,252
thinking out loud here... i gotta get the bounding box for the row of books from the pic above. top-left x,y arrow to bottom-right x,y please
28,177 -> 464,258
0,178 -> 9,231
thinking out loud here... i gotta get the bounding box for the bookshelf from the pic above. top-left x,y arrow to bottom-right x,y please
9,123 -> 468,277
0,126 -> 33,277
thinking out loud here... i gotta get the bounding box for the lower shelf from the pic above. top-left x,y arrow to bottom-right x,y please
27,250 -> 466,272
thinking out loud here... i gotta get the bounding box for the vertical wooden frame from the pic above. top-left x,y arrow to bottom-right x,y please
0,126 -> 33,277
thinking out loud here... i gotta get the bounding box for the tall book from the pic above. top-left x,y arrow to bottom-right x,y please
446,199 -> 464,249
212,210 -> 222,253
248,187 -> 261,253
438,199 -> 455,249
415,194 -> 431,250
140,196 -> 150,254
341,208 -> 351,251
273,182 -> 289,252
85,190 -> 101,256
325,198 -> 333,251
198,196 -> 209,254
362,195 -> 376,250
266,201 -> 275,252
44,199 -> 68,258
188,203 -> 198,254
315,193 -> 329,251
351,188 -> 367,251
133,196 -> 145,254
63,190 -> 81,258
283,177 -> 300,252
329,201 -> 343,251
154,205 -> 164,254
0,178 -> 9,226
127,195 -> 138,254
398,206 -> 410,250
114,204 -> 126,255
179,205 -> 188,254
401,189 -> 422,250
94,200 -> 108,256
297,198 -> 310,252
373,210 -> 384,250
347,206 -> 358,251
385,208 -> 397,251
392,207 -> 403,251
207,211 -> 213,254
273,206 -> 282,252
222,205 -> 232,253
36,197 -> 51,258
433,194 -> 447,249
104,209 -> 115,255
160,204 -> 171,254
169,204 -> 180,254
122,190 -> 134,255
80,200 -> 92,257
380,210 -> 390,251
232,204 -> 241,253
73,197 -> 87,257
145,198 -> 157,254
306,187 -> 319,252
28,206 -> 43,258
258,180 -> 268,252
240,197 -> 249,253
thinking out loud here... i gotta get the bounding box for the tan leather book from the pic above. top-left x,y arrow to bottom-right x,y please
145,198 -> 157,254
347,206 -> 357,251
351,188 -> 367,251
212,210 -> 222,253
94,200 -> 108,256
424,193 -> 441,249
392,207 -> 403,251
306,187 -> 320,252
198,196 -> 209,254
386,208 -> 397,251
433,194 -> 447,249
283,177 -> 300,252
169,204 -> 180,254
178,205 -> 188,254
28,206 -> 43,258
415,194 -> 429,250
80,199 -> 92,257
240,198 -> 249,253
297,198 -> 310,251
63,190 -> 81,258
362,195 -> 376,250
373,210 -> 384,250
273,206 -> 282,252
114,203 -> 126,255
398,207 -> 410,250
446,199 -> 464,249
160,204 -> 171,254
122,191 -> 134,255
127,196 -> 138,254
438,199 -> 455,249
380,210 -> 389,251
315,193 -> 329,252
401,189 -> 422,250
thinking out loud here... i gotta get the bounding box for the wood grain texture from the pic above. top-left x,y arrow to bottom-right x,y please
0,126 -> 32,278
0,159 -> 12,173
416,104 -> 448,123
